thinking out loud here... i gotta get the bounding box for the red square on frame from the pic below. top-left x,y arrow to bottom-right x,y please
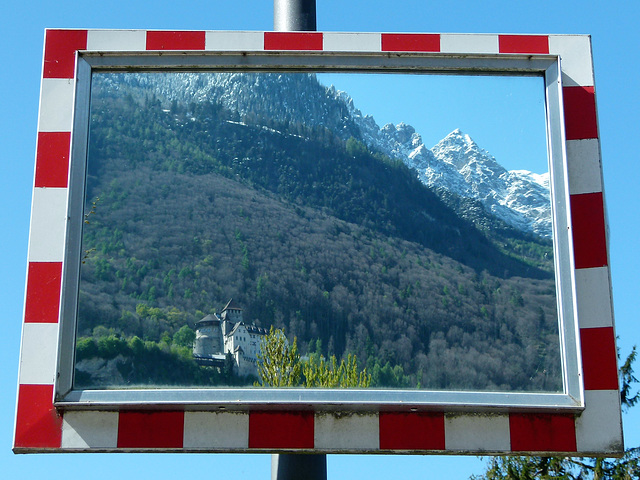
43,29 -> 87,79
510,413 -> 577,452
580,326 -> 619,391
499,35 -> 549,54
381,33 -> 440,52
35,132 -> 71,188
24,262 -> 63,324
249,411 -> 314,449
117,411 -> 185,448
570,192 -> 608,269
264,32 -> 323,51
146,31 -> 206,51
379,412 -> 445,450
564,86 -> 598,140
14,384 -> 62,449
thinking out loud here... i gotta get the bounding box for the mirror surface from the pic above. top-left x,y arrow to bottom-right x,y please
75,71 -> 560,392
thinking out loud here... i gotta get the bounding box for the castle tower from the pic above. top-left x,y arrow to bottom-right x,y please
193,314 -> 223,356
220,299 -> 243,335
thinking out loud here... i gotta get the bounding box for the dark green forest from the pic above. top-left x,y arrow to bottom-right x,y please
75,72 -> 560,392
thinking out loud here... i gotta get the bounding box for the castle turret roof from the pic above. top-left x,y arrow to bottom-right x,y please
196,313 -> 220,326
222,299 -> 242,312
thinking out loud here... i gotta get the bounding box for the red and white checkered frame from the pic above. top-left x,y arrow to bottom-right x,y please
14,29 -> 622,455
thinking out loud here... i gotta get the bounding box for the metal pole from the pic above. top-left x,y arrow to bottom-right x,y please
273,0 -> 317,31
271,2 -> 326,479
272,453 -> 327,480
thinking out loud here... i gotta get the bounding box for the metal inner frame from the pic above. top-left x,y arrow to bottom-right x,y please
56,50 -> 582,413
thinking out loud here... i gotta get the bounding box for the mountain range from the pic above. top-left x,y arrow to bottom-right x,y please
112,72 -> 552,238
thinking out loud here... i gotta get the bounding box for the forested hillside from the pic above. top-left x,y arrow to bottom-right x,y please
75,73 -> 561,392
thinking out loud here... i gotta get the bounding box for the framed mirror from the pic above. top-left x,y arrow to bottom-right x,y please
55,48 -> 580,409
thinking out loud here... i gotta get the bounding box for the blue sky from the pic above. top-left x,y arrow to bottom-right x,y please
2,1 -> 639,479
317,73 -> 548,173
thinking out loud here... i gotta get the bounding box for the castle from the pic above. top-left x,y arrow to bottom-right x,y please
192,299 -> 268,377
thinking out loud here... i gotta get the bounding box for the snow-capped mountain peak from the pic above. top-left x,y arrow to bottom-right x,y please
362,122 -> 551,237
427,129 -> 551,237
432,129 -> 507,176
